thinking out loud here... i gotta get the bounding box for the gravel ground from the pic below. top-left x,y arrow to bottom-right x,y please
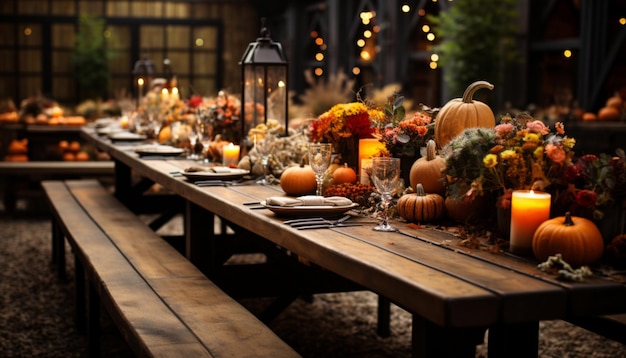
1,208 -> 626,357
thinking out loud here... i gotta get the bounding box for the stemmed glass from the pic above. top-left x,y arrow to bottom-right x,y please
371,157 -> 401,232
307,143 -> 333,196
254,134 -> 276,185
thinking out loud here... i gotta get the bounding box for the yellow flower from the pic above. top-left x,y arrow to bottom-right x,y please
500,149 -> 517,160
533,146 -> 544,160
483,154 -> 498,168
524,132 -> 541,143
562,137 -> 576,149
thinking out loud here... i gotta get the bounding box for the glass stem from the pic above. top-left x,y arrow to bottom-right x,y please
316,176 -> 323,196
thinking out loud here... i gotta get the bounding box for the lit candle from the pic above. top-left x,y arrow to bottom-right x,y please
137,77 -> 144,107
510,190 -> 551,255
358,138 -> 385,183
161,87 -> 169,102
222,143 -> 240,168
171,87 -> 180,102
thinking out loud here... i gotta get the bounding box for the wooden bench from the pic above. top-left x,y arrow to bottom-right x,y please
0,161 -> 114,213
567,314 -> 626,346
42,179 -> 299,357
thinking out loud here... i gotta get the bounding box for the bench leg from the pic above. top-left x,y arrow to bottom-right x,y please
52,220 -> 66,280
75,256 -> 86,333
87,280 -> 101,357
487,321 -> 539,358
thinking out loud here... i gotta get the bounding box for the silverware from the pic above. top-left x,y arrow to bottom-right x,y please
195,178 -> 247,186
295,223 -> 363,230
287,215 -> 352,228
283,214 -> 351,225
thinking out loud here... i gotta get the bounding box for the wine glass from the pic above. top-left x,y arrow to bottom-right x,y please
307,143 -> 333,196
371,157 -> 401,232
254,133 -> 276,185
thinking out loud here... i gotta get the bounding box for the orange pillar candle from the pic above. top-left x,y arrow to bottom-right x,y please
358,138 -> 385,184
222,143 -> 240,168
510,190 -> 551,255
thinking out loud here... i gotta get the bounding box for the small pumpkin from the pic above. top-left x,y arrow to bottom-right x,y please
532,212 -> 604,267
597,106 -> 620,121
397,184 -> 445,223
581,112 -> 598,121
280,163 -> 317,196
409,139 -> 446,195
332,163 -> 357,185
434,80 -> 496,148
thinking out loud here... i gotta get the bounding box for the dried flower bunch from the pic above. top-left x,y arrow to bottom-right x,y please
375,94 -> 436,157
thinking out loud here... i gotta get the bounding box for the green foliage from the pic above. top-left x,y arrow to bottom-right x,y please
71,14 -> 112,100
429,0 -> 520,97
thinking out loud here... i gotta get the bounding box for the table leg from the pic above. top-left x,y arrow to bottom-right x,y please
487,321 -> 539,358
412,314 -> 486,358
113,160 -> 132,202
185,200 -> 216,276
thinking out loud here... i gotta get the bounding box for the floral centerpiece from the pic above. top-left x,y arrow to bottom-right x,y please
375,102 -> 436,158
443,112 -> 626,242
309,101 -> 383,169
195,90 -> 241,143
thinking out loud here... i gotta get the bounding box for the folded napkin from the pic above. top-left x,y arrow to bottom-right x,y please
265,195 -> 353,207
185,166 -> 232,173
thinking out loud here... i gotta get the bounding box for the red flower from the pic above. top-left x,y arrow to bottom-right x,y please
575,190 -> 598,208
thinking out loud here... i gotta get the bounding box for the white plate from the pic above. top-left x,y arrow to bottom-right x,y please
261,201 -> 357,217
134,145 -> 185,157
96,126 -> 123,136
109,132 -> 147,142
182,168 -> 250,181
94,117 -> 117,128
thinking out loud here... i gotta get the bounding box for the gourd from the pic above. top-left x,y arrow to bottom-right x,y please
332,163 -> 357,185
409,139 -> 446,195
582,112 -> 597,121
397,184 -> 445,223
280,163 -> 317,196
606,93 -> 623,110
434,81 -> 496,148
532,212 -> 604,267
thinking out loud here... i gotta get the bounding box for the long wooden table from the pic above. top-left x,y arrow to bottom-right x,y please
82,126 -> 626,357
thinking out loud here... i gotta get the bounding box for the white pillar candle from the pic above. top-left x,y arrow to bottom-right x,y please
222,143 -> 240,168
510,190 -> 551,255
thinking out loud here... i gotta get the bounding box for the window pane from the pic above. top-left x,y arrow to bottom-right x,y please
109,51 -> 132,76
52,50 -> 73,73
52,77 -> 76,101
0,77 -> 17,100
107,1 -> 129,17
167,52 -> 189,74
191,78 -> 216,97
132,1 -> 162,17
193,52 -> 217,76
52,24 -> 74,47
0,23 -> 14,45
167,26 -> 190,49
194,27 -> 218,50
0,50 -> 15,72
78,1 -> 103,16
108,25 -> 130,50
19,76 -> 42,99
19,50 -> 42,72
51,1 -> 75,15
164,2 -> 190,19
18,0 -> 48,14
20,24 -> 41,46
140,26 -> 164,49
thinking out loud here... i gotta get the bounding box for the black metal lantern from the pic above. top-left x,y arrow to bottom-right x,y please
240,20 -> 288,144
132,55 -> 156,101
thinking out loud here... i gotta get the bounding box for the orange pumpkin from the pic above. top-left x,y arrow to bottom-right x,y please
434,81 -> 496,148
581,112 -> 598,121
332,163 -> 357,185
280,163 -> 317,196
532,212 -> 604,267
409,139 -> 446,195
397,184 -> 445,223
598,106 -> 620,121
